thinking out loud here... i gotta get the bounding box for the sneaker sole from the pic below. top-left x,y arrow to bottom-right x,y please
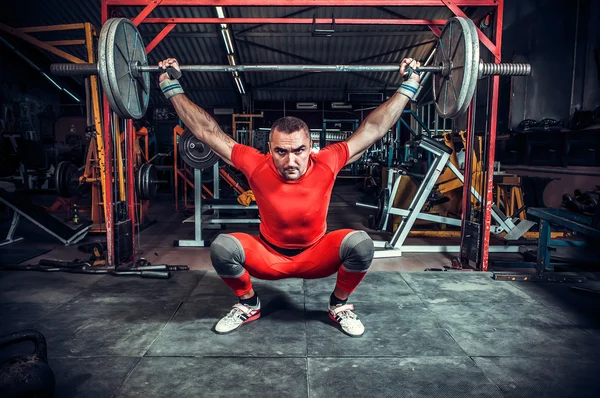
328,312 -> 364,338
214,312 -> 261,335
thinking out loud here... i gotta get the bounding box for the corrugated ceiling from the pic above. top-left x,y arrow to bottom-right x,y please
0,1 -> 479,109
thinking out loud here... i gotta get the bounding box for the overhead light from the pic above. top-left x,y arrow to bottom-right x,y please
228,55 -> 236,65
221,29 -> 234,54
214,108 -> 234,115
216,6 -> 225,18
234,77 -> 245,95
64,89 -> 81,103
42,73 -> 62,90
296,102 -> 317,109
331,102 -> 352,109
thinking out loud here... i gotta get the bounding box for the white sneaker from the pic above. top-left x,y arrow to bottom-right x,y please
215,300 -> 261,334
328,303 -> 365,337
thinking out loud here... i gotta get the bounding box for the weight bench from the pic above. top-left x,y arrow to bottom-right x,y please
356,136 -> 534,258
177,164 -> 259,247
0,190 -> 92,247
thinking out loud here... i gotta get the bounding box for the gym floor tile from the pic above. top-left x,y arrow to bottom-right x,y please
30,298 -> 182,357
308,357 -> 503,398
305,302 -> 465,357
506,280 -> 600,328
428,301 -> 600,357
0,271 -> 104,304
0,302 -> 61,336
49,357 -> 139,398
116,357 -> 308,398
401,272 -> 535,303
146,295 -> 307,357
76,271 -> 204,303
473,356 -> 600,398
304,273 -> 423,306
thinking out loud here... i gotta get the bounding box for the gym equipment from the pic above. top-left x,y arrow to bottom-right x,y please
136,163 -> 161,200
356,136 -> 535,257
178,129 -> 220,170
178,163 -> 259,247
55,161 -> 82,198
50,17 -> 531,120
0,190 -> 92,246
0,330 -> 55,398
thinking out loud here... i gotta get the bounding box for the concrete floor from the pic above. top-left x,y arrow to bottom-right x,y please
1,183 -> 599,397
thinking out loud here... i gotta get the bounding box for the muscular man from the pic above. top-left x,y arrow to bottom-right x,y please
158,58 -> 421,337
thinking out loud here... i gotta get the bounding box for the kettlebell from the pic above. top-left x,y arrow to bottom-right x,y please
0,330 -> 55,397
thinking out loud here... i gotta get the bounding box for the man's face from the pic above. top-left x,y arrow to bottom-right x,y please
268,128 -> 312,180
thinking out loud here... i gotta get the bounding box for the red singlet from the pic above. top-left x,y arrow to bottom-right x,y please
231,142 -> 349,249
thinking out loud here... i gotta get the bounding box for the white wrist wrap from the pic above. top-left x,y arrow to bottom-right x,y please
396,79 -> 420,101
160,78 -> 184,99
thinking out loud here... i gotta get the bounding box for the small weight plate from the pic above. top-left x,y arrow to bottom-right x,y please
144,163 -> 158,200
179,129 -> 220,170
99,18 -> 150,119
433,17 -> 479,119
136,163 -> 158,200
375,188 -> 390,231
55,161 -> 80,198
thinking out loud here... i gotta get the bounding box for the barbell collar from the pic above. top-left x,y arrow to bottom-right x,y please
50,63 -> 98,76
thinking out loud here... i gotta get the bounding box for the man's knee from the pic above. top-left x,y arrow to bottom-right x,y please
209,234 -> 246,278
339,230 -> 374,272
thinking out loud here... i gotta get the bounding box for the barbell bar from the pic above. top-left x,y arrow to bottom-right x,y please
50,62 -> 529,77
49,16 -> 532,122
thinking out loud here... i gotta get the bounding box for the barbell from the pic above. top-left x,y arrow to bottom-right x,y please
50,16 -> 531,121
55,160 -> 163,200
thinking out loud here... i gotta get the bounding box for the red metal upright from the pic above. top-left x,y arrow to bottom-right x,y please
479,0 -> 504,271
102,96 -> 115,266
126,120 -> 137,260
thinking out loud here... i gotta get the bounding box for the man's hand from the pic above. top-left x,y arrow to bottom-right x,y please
158,58 -> 181,82
399,58 -> 421,84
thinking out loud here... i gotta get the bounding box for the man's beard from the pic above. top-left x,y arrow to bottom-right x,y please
282,167 -> 300,180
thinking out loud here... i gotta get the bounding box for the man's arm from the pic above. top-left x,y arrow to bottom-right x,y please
170,95 -> 235,165
159,58 -> 235,165
345,58 -> 420,164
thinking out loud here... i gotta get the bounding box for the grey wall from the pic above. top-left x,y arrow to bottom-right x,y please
502,0 -> 599,128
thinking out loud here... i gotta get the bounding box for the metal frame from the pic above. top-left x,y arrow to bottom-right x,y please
356,135 -> 529,258
0,197 -> 92,246
0,212 -> 24,247
102,0 -> 506,268
178,164 -> 259,247
493,208 -> 600,276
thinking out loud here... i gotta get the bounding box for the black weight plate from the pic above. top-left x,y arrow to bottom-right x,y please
55,161 -> 80,198
375,188 -> 390,231
179,129 -> 220,170
65,163 -> 80,198
135,164 -> 143,199
136,164 -> 158,200
54,161 -> 65,197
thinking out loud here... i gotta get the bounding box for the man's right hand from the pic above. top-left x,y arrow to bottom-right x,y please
158,58 -> 181,82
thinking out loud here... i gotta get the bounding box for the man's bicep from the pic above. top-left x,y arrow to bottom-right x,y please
345,124 -> 376,165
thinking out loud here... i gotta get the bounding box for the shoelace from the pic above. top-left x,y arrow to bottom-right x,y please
337,309 -> 358,321
224,307 -> 245,321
